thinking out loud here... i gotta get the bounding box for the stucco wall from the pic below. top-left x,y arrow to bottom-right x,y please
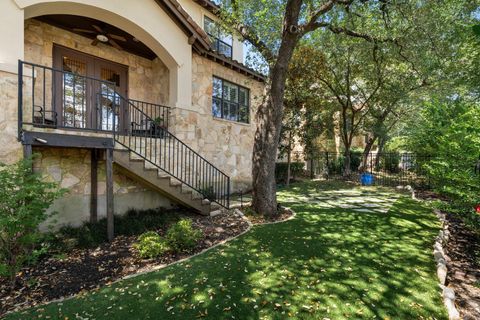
177,0 -> 244,63
24,19 -> 169,105
33,147 -> 174,228
172,53 -> 264,192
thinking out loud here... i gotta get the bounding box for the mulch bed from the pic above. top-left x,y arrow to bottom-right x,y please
0,210 -> 249,316
444,212 -> 480,320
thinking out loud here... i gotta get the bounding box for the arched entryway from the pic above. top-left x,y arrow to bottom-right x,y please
18,0 -> 193,108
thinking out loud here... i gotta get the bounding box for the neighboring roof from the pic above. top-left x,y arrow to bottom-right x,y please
155,0 -> 265,82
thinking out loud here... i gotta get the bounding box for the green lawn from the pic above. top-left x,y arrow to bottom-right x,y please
7,181 -> 446,319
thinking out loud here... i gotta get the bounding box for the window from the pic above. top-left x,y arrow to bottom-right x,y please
204,16 -> 233,58
212,77 -> 249,123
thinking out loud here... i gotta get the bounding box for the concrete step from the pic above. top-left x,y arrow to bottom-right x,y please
113,150 -> 211,215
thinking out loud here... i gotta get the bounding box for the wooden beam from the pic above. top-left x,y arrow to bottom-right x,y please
23,131 -> 114,149
106,148 -> 114,242
23,144 -> 33,172
90,149 -> 98,223
23,144 -> 32,159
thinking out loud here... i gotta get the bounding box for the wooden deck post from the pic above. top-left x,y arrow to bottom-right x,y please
106,148 -> 114,242
23,144 -> 33,172
23,144 -> 32,159
90,149 -> 98,223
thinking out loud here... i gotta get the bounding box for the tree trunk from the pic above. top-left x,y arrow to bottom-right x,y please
359,135 -> 377,172
251,0 -> 302,216
375,137 -> 386,170
343,149 -> 352,177
286,132 -> 292,186
251,85 -> 286,216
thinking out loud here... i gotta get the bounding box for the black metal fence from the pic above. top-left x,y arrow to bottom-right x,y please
309,151 -> 434,189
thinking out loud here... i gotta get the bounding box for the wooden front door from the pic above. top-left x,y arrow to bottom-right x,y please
53,44 -> 128,131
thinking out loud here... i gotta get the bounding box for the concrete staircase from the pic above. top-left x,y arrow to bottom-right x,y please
113,143 -> 222,215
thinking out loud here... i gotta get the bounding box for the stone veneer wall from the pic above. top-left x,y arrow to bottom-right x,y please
173,53 -> 265,192
0,71 -> 23,164
33,147 -> 174,228
24,19 -> 169,104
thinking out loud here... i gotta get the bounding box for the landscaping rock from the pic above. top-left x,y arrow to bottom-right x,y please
209,209 -> 224,217
442,286 -> 461,320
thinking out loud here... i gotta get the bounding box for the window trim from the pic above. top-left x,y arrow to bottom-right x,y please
212,76 -> 250,124
204,16 -> 233,58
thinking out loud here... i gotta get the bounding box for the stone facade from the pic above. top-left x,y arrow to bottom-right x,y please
33,147 -> 174,228
173,53 -> 264,192
0,71 -> 23,164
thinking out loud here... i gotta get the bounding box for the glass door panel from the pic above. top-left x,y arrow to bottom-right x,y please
62,56 -> 87,128
98,68 -> 120,131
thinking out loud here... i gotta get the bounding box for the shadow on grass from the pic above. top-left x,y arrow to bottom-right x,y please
6,182 -> 446,320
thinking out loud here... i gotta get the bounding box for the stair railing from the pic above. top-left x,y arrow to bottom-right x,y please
112,94 -> 230,209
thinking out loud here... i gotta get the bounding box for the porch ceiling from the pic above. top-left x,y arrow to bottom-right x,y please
36,15 -> 158,60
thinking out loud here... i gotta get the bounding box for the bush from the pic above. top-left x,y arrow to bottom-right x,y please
53,208 -> 179,250
165,219 -> 202,252
275,162 -> 305,183
133,231 -> 169,259
325,150 -> 362,175
380,153 -> 401,173
406,99 -> 480,227
0,157 -> 64,287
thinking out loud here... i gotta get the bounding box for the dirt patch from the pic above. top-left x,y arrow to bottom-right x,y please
0,210 -> 249,316
445,212 -> 480,319
242,206 -> 294,225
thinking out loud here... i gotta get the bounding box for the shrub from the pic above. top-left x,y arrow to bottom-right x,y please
52,208 -> 179,250
0,157 -> 64,287
325,150 -> 362,175
380,153 -> 401,173
406,99 -> 480,228
133,231 -> 169,259
275,162 -> 305,183
165,219 -> 202,252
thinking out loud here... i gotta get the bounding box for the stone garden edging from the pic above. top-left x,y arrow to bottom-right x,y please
409,187 -> 460,320
433,208 -> 461,320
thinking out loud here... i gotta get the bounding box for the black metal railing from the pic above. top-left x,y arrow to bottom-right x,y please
18,61 -> 171,133
308,151 -> 434,189
18,60 -> 230,208
128,99 -> 170,131
114,97 -> 230,208
18,60 -> 123,132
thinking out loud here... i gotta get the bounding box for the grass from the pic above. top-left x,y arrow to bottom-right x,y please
6,181 -> 446,319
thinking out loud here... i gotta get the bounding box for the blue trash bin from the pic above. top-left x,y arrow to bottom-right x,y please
360,173 -> 374,186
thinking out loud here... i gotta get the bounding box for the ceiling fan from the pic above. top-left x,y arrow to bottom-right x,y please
72,24 -> 127,50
